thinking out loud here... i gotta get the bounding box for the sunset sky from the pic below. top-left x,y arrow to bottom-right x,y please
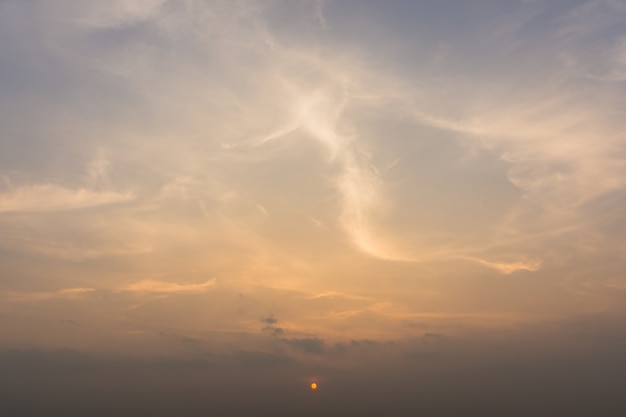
2,1 -> 626,415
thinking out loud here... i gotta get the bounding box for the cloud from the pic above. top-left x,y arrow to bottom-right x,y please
4,287 -> 95,302
119,279 -> 216,295
0,147 -> 133,213
255,203 -> 269,216
0,184 -> 133,213
281,337 -> 325,355
247,74 -> 402,260
305,291 -> 373,301
62,0 -> 168,28
456,256 -> 542,274
261,314 -> 277,325
261,314 -> 283,336
288,89 -> 413,260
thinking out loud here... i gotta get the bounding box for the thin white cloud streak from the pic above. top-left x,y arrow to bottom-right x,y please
60,0 -> 167,28
315,0 -> 329,30
4,287 -> 95,302
294,92 -> 391,257
0,184 -> 133,213
87,149 -> 113,189
411,108 -> 615,195
118,279 -> 216,295
305,291 -> 374,301
456,256 -> 542,275
409,93 -> 626,205
396,93 -> 626,271
256,203 -> 269,217
0,235 -> 152,261
251,83 -> 401,260
0,151 -> 132,212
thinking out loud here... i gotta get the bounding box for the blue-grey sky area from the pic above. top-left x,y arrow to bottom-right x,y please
1,0 -> 626,415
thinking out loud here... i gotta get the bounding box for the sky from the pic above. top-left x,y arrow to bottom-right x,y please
1,0 -> 626,415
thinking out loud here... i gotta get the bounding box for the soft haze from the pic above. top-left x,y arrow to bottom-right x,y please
1,1 -> 626,415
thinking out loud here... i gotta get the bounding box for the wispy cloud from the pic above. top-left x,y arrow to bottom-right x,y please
64,0 -> 167,28
456,256 -> 542,274
0,184 -> 133,213
4,287 -> 95,302
0,152 -> 133,213
119,279 -> 216,295
305,291 -> 374,301
246,77 -> 402,260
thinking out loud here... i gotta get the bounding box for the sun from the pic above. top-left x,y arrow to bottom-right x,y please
310,382 -> 318,390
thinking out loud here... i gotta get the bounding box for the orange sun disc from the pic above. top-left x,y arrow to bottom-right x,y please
310,382 -> 318,390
